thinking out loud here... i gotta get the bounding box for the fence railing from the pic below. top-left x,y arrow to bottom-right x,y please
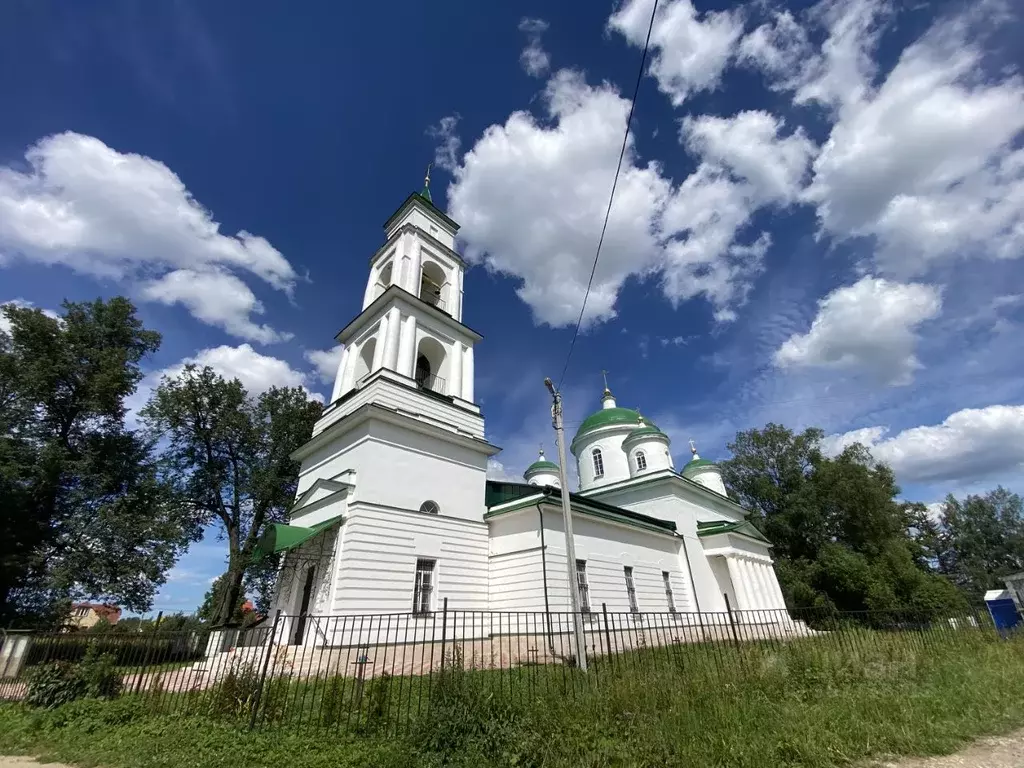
0,603 -> 1002,734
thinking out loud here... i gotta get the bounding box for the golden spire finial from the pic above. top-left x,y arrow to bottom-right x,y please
601,369 -> 610,394
424,162 -> 432,189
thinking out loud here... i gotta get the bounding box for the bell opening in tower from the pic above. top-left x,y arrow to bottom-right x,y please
419,261 -> 446,311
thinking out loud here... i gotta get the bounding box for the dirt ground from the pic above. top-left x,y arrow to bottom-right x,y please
4,730 -> 1024,768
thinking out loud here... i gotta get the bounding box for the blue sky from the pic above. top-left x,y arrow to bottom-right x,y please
2,0 -> 1023,614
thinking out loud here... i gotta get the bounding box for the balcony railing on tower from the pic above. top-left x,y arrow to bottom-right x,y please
415,373 -> 446,395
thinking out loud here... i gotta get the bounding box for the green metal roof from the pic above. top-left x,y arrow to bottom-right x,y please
696,519 -> 769,543
251,516 -> 342,563
419,186 -> 432,203
623,425 -> 669,444
525,459 -> 560,474
572,408 -> 657,450
484,481 -> 676,534
682,457 -> 716,476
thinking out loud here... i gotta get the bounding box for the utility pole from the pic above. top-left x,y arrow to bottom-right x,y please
544,377 -> 588,671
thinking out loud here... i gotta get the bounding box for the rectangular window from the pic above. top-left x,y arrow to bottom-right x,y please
575,560 -> 591,613
663,571 -> 676,613
624,566 -> 639,613
592,449 -> 604,478
413,558 -> 435,615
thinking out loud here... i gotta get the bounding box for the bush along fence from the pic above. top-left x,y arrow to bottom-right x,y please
0,602 -> 1003,734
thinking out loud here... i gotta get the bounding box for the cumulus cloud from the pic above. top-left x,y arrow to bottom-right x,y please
0,132 -> 297,339
608,0 -> 744,106
774,276 -> 942,385
447,71 -> 812,326
157,343 -> 322,401
681,111 -> 816,205
140,269 -> 292,344
486,458 -> 522,483
427,115 -> 462,174
787,2 -> 1024,275
304,345 -> 345,385
824,405 -> 1024,484
0,298 -> 59,335
518,18 -> 551,78
448,70 -> 671,327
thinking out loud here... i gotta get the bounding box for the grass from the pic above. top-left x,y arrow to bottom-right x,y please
3,629 -> 1024,767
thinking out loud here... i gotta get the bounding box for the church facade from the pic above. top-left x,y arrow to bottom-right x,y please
261,183 -> 789,644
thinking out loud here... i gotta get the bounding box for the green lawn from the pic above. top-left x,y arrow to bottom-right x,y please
3,629 -> 1024,767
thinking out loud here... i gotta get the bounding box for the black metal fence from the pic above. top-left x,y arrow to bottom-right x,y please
0,603 -> 1003,734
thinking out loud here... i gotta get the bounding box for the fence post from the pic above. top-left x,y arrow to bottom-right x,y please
248,609 -> 282,732
133,611 -> 163,694
724,594 -> 741,649
602,603 -> 613,668
439,598 -> 448,672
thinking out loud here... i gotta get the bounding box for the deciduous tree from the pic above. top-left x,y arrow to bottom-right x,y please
142,366 -> 321,626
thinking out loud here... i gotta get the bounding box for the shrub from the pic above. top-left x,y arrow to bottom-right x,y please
25,662 -> 87,709
206,660 -> 262,720
78,647 -> 123,700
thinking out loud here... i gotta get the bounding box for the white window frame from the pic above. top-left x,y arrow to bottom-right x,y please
412,558 -> 436,615
624,566 -> 639,613
592,448 -> 604,479
635,450 -> 647,471
575,559 -> 591,613
663,571 -> 676,613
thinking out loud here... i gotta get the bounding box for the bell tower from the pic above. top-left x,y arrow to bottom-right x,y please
293,173 -> 499,525
327,171 -> 475,408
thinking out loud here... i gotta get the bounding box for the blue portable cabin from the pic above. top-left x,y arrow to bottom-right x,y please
985,589 -> 1021,635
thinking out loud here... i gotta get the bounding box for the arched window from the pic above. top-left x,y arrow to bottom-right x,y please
592,448 -> 604,479
375,261 -> 393,299
419,500 -> 440,515
420,260 -> 447,310
415,337 -> 447,394
635,450 -> 647,471
353,337 -> 376,382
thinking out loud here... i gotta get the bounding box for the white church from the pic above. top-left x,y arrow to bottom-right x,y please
259,181 -> 789,645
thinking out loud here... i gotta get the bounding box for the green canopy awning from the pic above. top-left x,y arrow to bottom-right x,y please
252,516 -> 342,563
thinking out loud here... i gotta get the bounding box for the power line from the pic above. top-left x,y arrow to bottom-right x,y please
557,0 -> 660,389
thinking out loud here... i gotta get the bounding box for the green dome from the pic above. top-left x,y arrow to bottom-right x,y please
624,425 -> 669,444
682,457 -> 716,476
525,459 -> 560,475
572,407 -> 657,449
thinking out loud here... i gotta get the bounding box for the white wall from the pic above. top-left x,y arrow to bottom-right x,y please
486,505 -> 696,615
708,556 -> 737,613
330,503 -> 489,615
298,419 -> 490,523
574,429 -> 633,490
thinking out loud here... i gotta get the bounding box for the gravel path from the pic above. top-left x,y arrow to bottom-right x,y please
5,730 -> 1024,768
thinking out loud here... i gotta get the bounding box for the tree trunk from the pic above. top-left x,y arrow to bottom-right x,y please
214,527 -> 245,627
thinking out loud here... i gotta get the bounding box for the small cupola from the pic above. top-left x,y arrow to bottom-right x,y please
622,413 -> 673,477
681,440 -> 728,497
523,448 -> 561,488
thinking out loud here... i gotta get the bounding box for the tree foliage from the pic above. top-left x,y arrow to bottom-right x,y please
142,366 -> 321,626
0,298 -> 197,625
720,423 -> 966,616
934,488 -> 1024,602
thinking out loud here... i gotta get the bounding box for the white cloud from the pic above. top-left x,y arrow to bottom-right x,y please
486,458 -> 522,483
518,18 -> 551,78
156,343 -> 322,402
820,425 -> 887,456
800,4 -> 1024,274
0,132 -> 298,338
447,70 -> 807,327
427,115 -> 462,174
738,10 -> 813,88
0,298 -> 59,335
304,345 -> 345,385
140,269 -> 292,344
608,0 -> 744,106
824,404 -> 1024,484
448,70 -> 671,327
681,110 -> 816,204
775,276 -> 942,385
